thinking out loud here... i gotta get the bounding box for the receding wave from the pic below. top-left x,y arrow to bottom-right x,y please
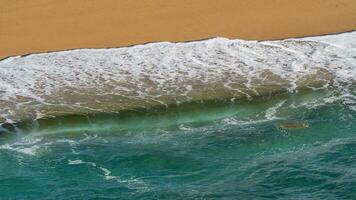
0,32 -> 355,124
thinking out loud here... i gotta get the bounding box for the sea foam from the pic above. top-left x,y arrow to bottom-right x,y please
0,32 -> 355,122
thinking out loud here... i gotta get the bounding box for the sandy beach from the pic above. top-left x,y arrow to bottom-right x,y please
2,2 -> 356,198
1,0 -> 356,59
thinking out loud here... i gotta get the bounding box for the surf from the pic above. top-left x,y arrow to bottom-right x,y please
0,32 -> 355,126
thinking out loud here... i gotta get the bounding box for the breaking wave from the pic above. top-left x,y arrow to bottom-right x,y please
0,32 -> 355,124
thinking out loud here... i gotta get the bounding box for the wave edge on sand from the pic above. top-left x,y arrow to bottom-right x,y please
0,32 -> 355,123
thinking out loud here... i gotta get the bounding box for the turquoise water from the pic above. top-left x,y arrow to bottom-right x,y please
1,90 -> 356,199
1,32 -> 356,199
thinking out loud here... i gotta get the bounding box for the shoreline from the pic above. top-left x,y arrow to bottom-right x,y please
1,32 -> 355,123
1,0 -> 356,59
1,30 -> 355,62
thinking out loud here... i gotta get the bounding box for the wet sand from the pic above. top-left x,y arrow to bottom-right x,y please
1,0 -> 356,59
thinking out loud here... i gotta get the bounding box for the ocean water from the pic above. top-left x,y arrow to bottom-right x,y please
0,32 -> 356,199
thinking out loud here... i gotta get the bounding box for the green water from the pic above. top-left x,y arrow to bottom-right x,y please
1,91 -> 356,199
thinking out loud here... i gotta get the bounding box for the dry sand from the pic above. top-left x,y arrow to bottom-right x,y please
1,0 -> 356,59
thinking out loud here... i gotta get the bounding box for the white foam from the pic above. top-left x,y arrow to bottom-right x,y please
66,159 -> 149,191
68,159 -> 96,167
68,159 -> 85,165
265,100 -> 286,120
0,137 -> 44,156
99,167 -> 116,180
0,144 -> 40,156
0,32 -> 355,121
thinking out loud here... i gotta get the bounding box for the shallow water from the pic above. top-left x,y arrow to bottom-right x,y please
0,32 -> 356,199
0,90 -> 356,199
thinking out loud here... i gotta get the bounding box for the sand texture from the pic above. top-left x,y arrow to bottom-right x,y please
1,0 -> 356,59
